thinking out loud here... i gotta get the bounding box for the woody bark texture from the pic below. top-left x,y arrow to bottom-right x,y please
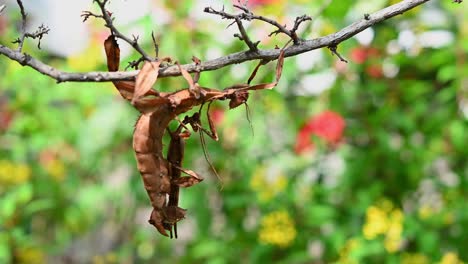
0,0 -> 433,83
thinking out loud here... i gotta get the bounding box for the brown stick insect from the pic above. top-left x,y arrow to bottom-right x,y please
104,34 -> 286,238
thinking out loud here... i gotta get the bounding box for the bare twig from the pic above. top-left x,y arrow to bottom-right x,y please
13,0 -> 51,52
291,15 -> 312,36
15,0 -> 27,52
206,4 -> 312,44
151,31 -> 159,57
234,17 -> 259,51
16,0 -> 26,20
12,24 -> 50,50
126,57 -> 145,70
0,0 -> 432,83
328,45 -> 348,63
233,2 -> 251,14
81,10 -> 102,22
0,4 -> 6,15
83,0 -> 153,61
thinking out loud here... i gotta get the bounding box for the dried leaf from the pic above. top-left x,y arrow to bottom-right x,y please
104,35 -> 120,72
177,62 -> 200,99
275,49 -> 285,82
162,206 -> 186,223
247,60 -> 263,84
171,164 -> 204,187
247,82 -> 277,91
192,56 -> 202,83
242,49 -> 286,91
132,61 -> 162,105
172,176 -> 203,188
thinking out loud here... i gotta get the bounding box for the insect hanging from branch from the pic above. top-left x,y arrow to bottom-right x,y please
104,34 -> 287,238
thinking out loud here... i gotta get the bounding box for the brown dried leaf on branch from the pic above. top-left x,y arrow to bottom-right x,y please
104,35 -> 120,72
132,61 -> 162,104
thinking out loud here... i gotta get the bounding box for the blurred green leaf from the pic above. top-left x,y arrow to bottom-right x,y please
437,65 -> 457,82
0,232 -> 11,263
305,205 -> 336,226
448,120 -> 467,152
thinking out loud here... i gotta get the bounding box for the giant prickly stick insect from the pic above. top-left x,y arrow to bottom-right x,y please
104,35 -> 286,238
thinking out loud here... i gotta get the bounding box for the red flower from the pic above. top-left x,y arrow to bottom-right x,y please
350,46 -> 380,64
294,111 -> 345,154
0,97 -> 13,132
0,111 -> 13,131
350,47 -> 367,64
233,0 -> 279,6
366,64 -> 383,78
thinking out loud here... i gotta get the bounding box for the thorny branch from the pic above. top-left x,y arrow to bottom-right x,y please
12,0 -> 50,52
205,5 -> 307,44
12,24 -> 50,50
328,45 -> 348,63
0,0 -> 452,83
233,17 -> 259,51
81,0 -> 153,62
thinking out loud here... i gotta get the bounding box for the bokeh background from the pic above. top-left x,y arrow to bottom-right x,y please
0,0 -> 467,263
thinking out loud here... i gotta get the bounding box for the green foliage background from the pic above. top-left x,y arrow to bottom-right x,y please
0,0 -> 467,263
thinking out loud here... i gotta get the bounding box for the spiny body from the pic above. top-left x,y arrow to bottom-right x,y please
133,112 -> 185,237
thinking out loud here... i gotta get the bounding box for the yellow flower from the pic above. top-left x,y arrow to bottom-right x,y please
0,160 -> 31,187
379,199 -> 395,213
363,206 -> 388,239
338,237 -> 361,264
439,252 -> 464,264
15,247 -> 45,264
402,253 -> 430,264
67,40 -> 102,71
15,164 -> 32,184
258,210 -> 297,247
384,237 -> 401,253
250,167 -> 266,190
92,253 -> 118,264
362,200 -> 404,253
0,159 -> 15,184
44,159 -> 66,181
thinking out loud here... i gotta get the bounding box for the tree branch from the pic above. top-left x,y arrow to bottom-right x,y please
233,17 -> 259,51
11,0 -> 50,52
0,0 -> 431,83
81,0 -> 154,61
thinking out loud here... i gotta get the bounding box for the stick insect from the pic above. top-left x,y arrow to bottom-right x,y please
104,34 -> 287,237
105,35 -> 203,237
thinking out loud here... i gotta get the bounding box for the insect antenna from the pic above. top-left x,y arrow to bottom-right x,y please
197,104 -> 224,189
199,131 -> 222,180
244,102 -> 254,136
